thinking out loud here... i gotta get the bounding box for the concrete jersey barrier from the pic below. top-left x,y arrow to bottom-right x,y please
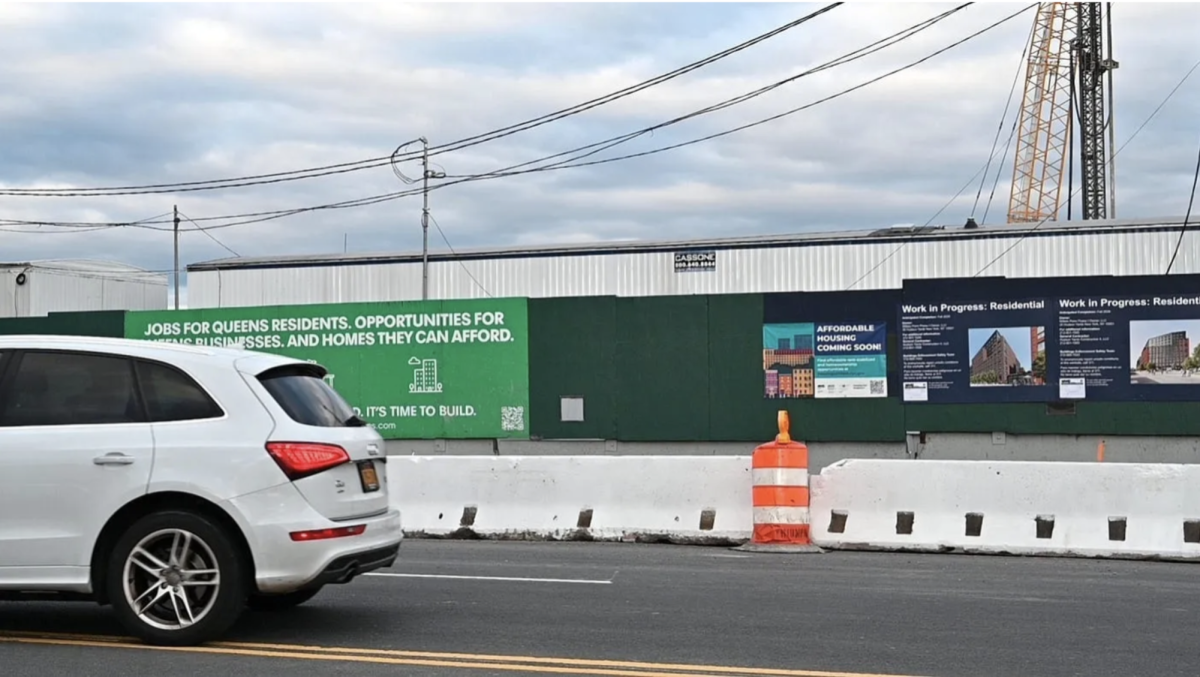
389,455 -> 754,544
388,454 -> 1200,561
809,458 -> 1200,560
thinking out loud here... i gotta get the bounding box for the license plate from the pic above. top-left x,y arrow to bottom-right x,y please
358,460 -> 380,493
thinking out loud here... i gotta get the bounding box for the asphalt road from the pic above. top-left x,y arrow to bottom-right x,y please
3,540 -> 1200,676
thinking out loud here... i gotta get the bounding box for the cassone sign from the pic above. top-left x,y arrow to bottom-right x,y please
124,298 -> 531,439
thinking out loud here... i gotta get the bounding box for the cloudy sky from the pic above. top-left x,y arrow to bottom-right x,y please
1,2 -> 1198,304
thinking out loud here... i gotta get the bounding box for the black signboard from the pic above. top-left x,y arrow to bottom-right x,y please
674,250 -> 716,272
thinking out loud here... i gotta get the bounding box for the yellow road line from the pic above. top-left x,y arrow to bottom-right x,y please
0,631 -> 925,677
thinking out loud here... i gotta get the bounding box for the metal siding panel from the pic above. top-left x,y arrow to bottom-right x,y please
0,269 -> 23,317
25,269 -> 167,316
183,230 -> 1200,308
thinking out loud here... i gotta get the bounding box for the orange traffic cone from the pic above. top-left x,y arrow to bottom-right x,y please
735,410 -> 821,553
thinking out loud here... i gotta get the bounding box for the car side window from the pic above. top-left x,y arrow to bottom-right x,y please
135,359 -> 225,423
0,351 -> 143,427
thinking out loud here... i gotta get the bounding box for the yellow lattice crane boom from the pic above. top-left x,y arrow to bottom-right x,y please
1008,2 -> 1117,224
1007,3 -> 1076,224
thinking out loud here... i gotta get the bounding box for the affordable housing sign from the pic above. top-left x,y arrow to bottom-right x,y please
124,298 -> 530,439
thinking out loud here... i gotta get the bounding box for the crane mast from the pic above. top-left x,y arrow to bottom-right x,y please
1074,2 -> 1117,220
1007,2 -> 1116,224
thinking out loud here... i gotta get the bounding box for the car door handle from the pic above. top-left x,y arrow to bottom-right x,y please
93,453 -> 135,466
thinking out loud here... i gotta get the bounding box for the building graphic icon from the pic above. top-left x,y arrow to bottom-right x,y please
765,369 -> 780,397
408,356 -> 443,394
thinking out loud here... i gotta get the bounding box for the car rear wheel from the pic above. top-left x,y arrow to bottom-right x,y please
105,509 -> 248,646
247,587 -> 322,611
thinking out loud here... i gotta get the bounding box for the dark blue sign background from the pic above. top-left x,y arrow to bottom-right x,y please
1058,293 -> 1200,402
898,292 -> 1056,404
767,275 -> 1200,404
765,289 -> 901,398
898,275 -> 1200,404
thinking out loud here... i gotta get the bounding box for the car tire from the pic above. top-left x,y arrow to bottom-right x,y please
247,587 -> 322,611
105,509 -> 249,646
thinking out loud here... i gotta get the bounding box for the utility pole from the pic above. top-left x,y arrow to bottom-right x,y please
173,204 -> 180,310
420,137 -> 430,301
393,137 -> 445,300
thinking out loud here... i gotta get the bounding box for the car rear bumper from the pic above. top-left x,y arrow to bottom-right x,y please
224,483 -> 404,594
301,542 -> 401,590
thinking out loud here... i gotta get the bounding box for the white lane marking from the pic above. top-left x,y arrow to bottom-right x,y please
365,572 -> 613,585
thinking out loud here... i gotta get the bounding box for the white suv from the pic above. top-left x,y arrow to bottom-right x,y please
0,335 -> 403,646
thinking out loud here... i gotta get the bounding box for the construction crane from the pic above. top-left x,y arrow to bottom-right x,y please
1007,2 -> 1118,224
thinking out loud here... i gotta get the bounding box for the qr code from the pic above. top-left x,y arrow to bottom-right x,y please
501,406 -> 525,432
869,379 -> 886,395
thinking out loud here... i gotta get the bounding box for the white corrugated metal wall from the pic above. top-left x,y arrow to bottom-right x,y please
0,268 -> 24,317
29,269 -> 169,316
185,228 -> 1200,308
0,262 -> 169,318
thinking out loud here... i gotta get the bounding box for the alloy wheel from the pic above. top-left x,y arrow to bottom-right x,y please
121,528 -> 222,631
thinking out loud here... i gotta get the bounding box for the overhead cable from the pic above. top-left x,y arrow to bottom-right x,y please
0,3 -> 843,198
163,2 -> 1001,233
1164,133 -> 1200,275
5,4 -> 1029,236
973,56 -> 1200,278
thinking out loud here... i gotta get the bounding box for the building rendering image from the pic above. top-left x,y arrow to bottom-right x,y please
1136,331 -> 1190,370
970,329 -> 1024,386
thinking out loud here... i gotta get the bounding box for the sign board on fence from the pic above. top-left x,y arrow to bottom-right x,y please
763,322 -> 888,399
1056,294 -> 1200,401
124,298 -> 531,439
899,296 -> 1052,404
899,292 -> 1200,403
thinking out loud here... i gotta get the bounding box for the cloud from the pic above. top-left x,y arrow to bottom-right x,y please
0,1 -> 1197,298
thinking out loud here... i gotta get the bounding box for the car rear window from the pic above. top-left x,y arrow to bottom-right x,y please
136,359 -> 225,422
257,364 -> 364,428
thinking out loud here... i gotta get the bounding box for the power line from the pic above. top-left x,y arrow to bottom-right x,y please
844,10 -> 1033,290
979,102 -> 1023,225
0,4 -> 843,198
176,210 -> 240,258
392,2 -> 972,290
418,4 -> 1030,195
844,52 -> 1200,290
440,3 -> 975,181
973,56 -> 1200,278
1165,133 -> 1200,275
0,211 -> 173,234
972,15 -> 1035,218
4,4 -> 1030,237
416,3 -> 842,160
176,3 -> 1004,233
428,213 -> 493,298
198,4 -> 977,230
0,4 -> 971,231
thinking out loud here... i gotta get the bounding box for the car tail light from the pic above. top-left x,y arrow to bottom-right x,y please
289,524 -> 367,542
266,442 -> 350,481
